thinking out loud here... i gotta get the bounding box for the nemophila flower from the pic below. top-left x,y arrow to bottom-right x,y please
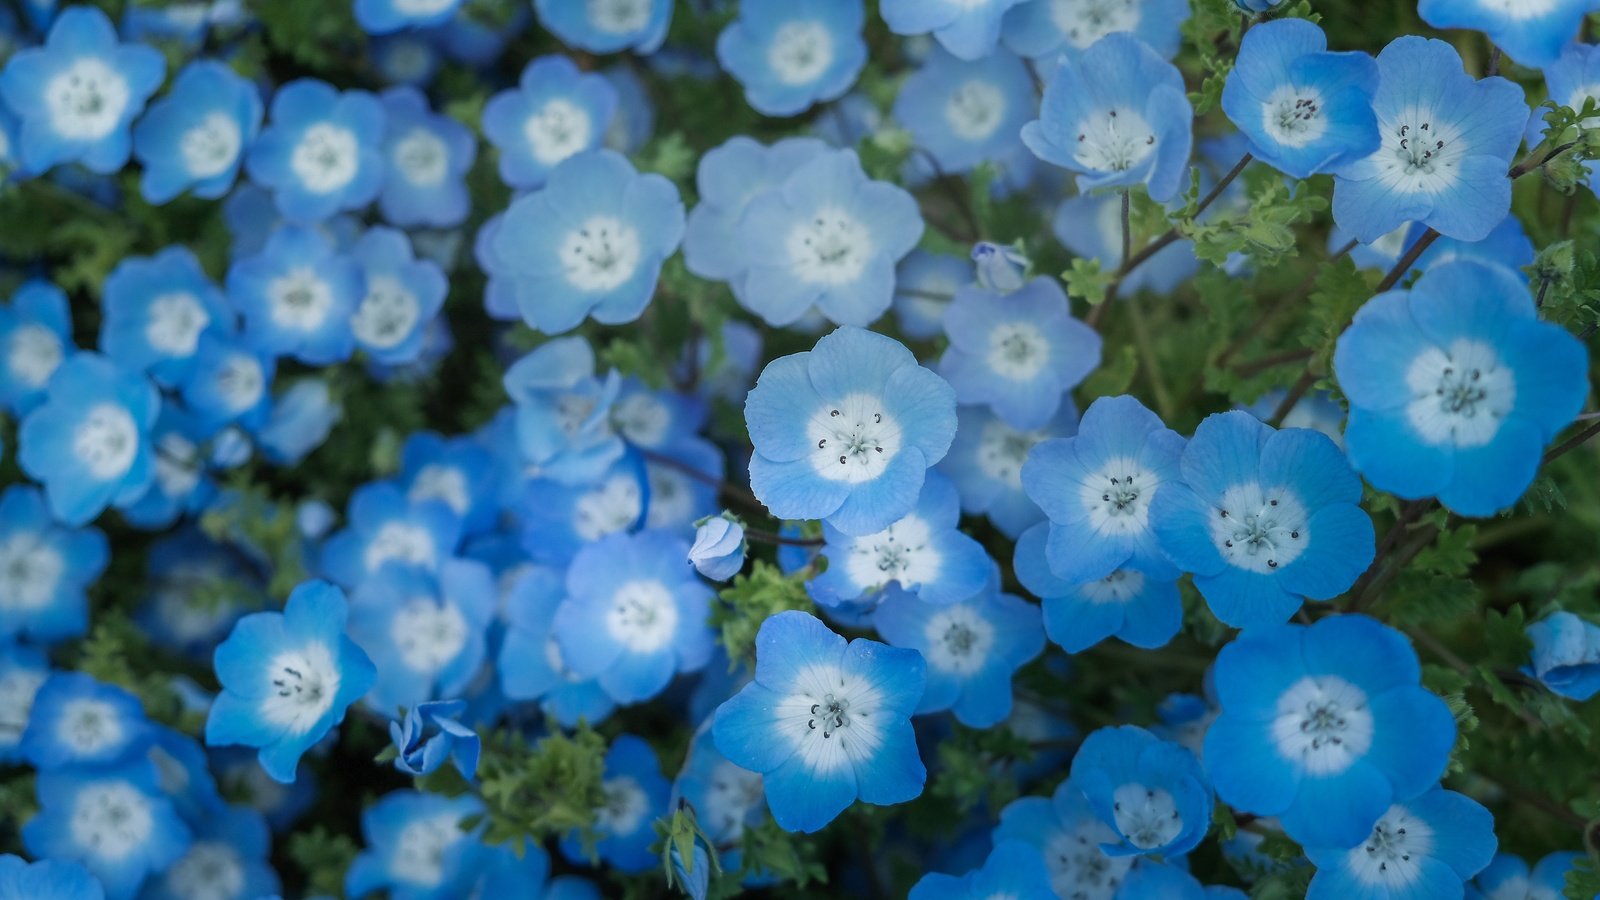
345,791 -> 486,899
554,735 -> 667,874
713,610 -> 927,833
1023,394 -> 1186,586
0,280 -> 71,415
497,567 -> 617,727
938,277 -> 1100,430
1419,0 -> 1596,68
19,353 -> 160,527
880,0 -> 1028,61
491,149 -> 684,333
681,135 -> 828,293
226,224 -> 363,365
20,672 -> 152,769
132,60 -> 261,204
245,79 -> 386,224
1203,615 -> 1456,849
553,529 -> 714,704
99,247 -> 231,389
940,403 -> 1076,539
354,0 -> 463,34
1331,37 -> 1527,243
1069,725 -> 1212,858
1150,411 -> 1374,627
971,242 -> 1029,294
502,335 -> 626,484
0,485 -> 107,643
1535,44 -> 1600,196
1118,864 -> 1247,899
1015,521 -> 1182,653
347,227 -> 446,365
0,856 -> 104,900
388,699 -> 480,779
689,514 -> 746,581
1305,788 -> 1496,900
1221,19 -> 1380,180
1236,0 -> 1286,10
674,724 -> 767,847
348,559 -> 495,712
520,452 -> 650,564
319,482 -> 462,587
0,6 -> 163,174
204,580 -> 377,784
611,377 -> 709,453
257,377 -> 342,465
1334,260 -> 1589,517
1243,389 -> 1346,447
894,47 -> 1035,177
734,149 -> 923,326
136,529 -> 258,660
1053,191 -> 1200,298
1405,215 -> 1537,278
808,471 -> 992,607
1525,611 -> 1600,701
993,776 -> 1132,897
909,840 -> 1054,900
23,759 -> 190,900
746,326 -> 957,536
1473,851 -> 1585,900
378,86 -> 475,228
716,0 -> 867,117
0,643 -> 48,762
181,334 -> 275,432
1001,0 -> 1190,60
534,0 -> 673,55
483,55 -> 616,190
398,431 -> 498,537
1023,33 -> 1193,202
603,64 -> 654,153
143,803 -> 280,900
874,583 -> 1044,728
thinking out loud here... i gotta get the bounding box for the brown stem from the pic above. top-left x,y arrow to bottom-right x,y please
640,448 -> 764,515
1375,229 -> 1441,293
1217,239 -> 1359,369
1111,153 -> 1254,290
1268,368 -> 1318,427
1544,419 -> 1600,463
1234,346 -> 1313,379
742,527 -> 823,548
1349,499 -> 1434,609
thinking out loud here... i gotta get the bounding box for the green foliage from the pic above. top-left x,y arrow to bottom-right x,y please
473,724 -> 609,855
926,723 -> 1035,817
287,827 -> 361,898
737,817 -> 829,889
711,560 -> 819,667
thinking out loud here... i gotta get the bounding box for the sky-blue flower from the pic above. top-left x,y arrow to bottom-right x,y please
354,0 -> 463,34
348,558 -> 495,713
940,403 -> 1077,540
717,0 -> 867,117
1525,611 -> 1600,701
20,672 -> 151,770
0,855 -> 105,900
1473,851 -> 1586,899
1001,0 -> 1189,61
881,0 -> 1029,61
0,643 -> 48,764
377,85 -> 476,228
225,224 -> 363,366
1070,725 -> 1213,858
993,774 -> 1132,896
1015,521 -> 1183,653
482,55 -> 617,190
318,481 -> 463,587
1304,787 -> 1496,900
348,226 -> 447,365
497,566 -> 618,727
0,280 -> 72,416
99,246 -> 231,389
688,513 -> 746,581
0,485 -> 107,643
908,840 -> 1054,900
559,734 -> 670,874
1419,0 -> 1599,68
389,698 -> 480,780
534,0 -> 673,55
244,78 -> 386,224
132,59 -> 261,204
345,791 -> 485,899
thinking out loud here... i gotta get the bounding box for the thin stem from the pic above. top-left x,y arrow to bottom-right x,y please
1234,346 -> 1313,378
1113,153 -> 1253,287
1268,368 -> 1318,427
897,288 -> 954,303
1544,419 -> 1600,463
1350,499 -> 1434,609
1217,238 -> 1359,369
640,448 -> 765,515
1509,140 -> 1580,179
1375,228 -> 1441,293
742,527 -> 823,548
1127,295 -> 1174,420
1119,189 -> 1133,279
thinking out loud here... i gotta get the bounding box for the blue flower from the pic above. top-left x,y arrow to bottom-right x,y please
1536,44 -> 1600,196
135,529 -> 255,659
809,471 -> 992,606
1473,852 -> 1585,899
501,335 -> 626,485
673,724 -> 766,845
388,698 -> 480,779
204,580 -> 377,783
716,0 -> 867,117
1150,410 -> 1374,627
23,760 -> 191,900
1117,864 -> 1247,899
131,60 -> 261,204
1525,611 -> 1600,701
874,582 -> 1044,727
397,431 -> 499,537
733,148 -> 923,326
1305,788 -> 1497,900
0,855 -> 104,900
940,403 -> 1076,539
225,224 -> 363,366
1001,0 -> 1190,60
1023,33 -> 1194,202
1331,37 -> 1526,243
534,0 -> 673,54
348,559 -> 495,712
497,567 -> 618,727
0,642 -> 48,763
689,514 -> 746,581
1022,395 -> 1187,585
99,247 -> 231,389
1419,0 -> 1593,68
1221,19 -> 1380,180
142,803 -> 281,900
490,149 -> 684,333
908,840 -> 1054,900
1334,260 -> 1589,517
553,529 -> 714,704
20,672 -> 151,769
1235,0 -> 1286,10
0,485 -> 107,643
345,791 -> 485,898
483,55 -> 617,190
1404,214 -> 1537,278
0,280 -> 72,416
348,227 -> 447,365
257,377 -> 342,465
1069,725 -> 1213,857
1242,389 -> 1346,447
559,735 -> 670,874
712,610 -> 926,833
519,452 -> 650,564
355,0 -> 463,33
938,277 -> 1100,430
1015,522 -> 1183,653
0,5 -> 164,174
603,64 -> 655,153
993,776 -> 1131,896
881,0 -> 1029,61
377,86 -> 475,228
971,241 -> 1029,293
19,353 -> 160,526
671,844 -> 712,900
245,78 -> 386,224
681,136 -> 829,294
746,326 -> 957,536
319,481 -> 462,587
180,333 -> 275,432
1203,615 -> 1456,849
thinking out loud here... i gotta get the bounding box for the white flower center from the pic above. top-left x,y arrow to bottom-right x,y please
260,644 -> 341,735
787,208 -> 873,285
1042,818 -> 1131,899
7,324 -> 63,387
1049,0 -> 1140,49
0,533 -> 63,610
644,466 -> 693,530
46,58 -> 131,141
1345,805 -> 1435,888
560,216 -> 642,292
1078,457 -> 1159,536
392,128 -> 449,186
394,0 -> 456,13
985,321 -> 1052,380
704,759 -> 764,839
597,776 -> 650,835
573,473 -> 645,541
945,79 -> 1006,141
975,419 -> 1046,489
1111,783 -> 1183,850
69,781 -> 154,862
805,393 -> 904,484
181,111 -> 243,179
842,514 -> 940,590
612,392 -> 671,447
1403,339 -> 1515,450
767,20 -> 835,86
409,465 -> 470,516
289,122 -> 360,194
164,841 -> 247,900
146,292 -> 210,356
0,667 -> 45,746
268,269 -> 335,332
57,698 -> 125,756
1078,568 -> 1146,604
1207,483 -> 1310,574
525,98 -> 593,166
391,596 -> 470,673
604,579 -> 678,653
74,403 -> 140,481
391,812 -> 465,888
921,604 -> 996,676
1262,85 -> 1328,149
212,351 -> 266,412
1482,0 -> 1560,19
351,275 -> 421,350
1375,108 -> 1466,193
363,522 -> 438,574
589,0 -> 651,33
1270,675 -> 1374,776
1073,107 -> 1157,173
